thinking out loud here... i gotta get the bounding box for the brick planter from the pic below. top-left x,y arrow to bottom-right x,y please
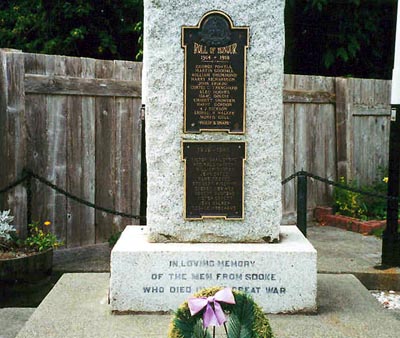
314,206 -> 387,235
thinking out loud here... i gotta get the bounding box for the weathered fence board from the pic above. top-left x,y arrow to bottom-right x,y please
282,75 -> 337,223
79,58 -> 96,246
283,89 -> 335,104
24,53 -> 47,236
335,77 -> 351,179
348,78 -> 391,185
65,56 -> 90,247
48,55 -> 68,243
94,60 -> 117,243
0,50 -> 393,243
0,50 -> 27,234
113,61 -> 142,232
282,75 -> 296,220
27,54 -> 68,242
24,74 -> 141,97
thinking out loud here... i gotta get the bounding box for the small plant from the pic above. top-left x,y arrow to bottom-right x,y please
334,177 -> 368,220
371,226 -> 400,239
0,210 -> 16,241
359,176 -> 388,220
25,221 -> 63,252
1,211 -> 63,258
108,230 -> 122,248
334,168 -> 397,221
0,210 -> 17,251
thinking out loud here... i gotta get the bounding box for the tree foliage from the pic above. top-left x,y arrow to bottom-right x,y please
0,0 -> 143,61
0,1 -> 397,78
285,0 -> 397,79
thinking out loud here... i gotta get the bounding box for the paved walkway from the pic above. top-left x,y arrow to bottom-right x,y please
13,273 -> 400,338
2,224 -> 400,338
308,225 -> 400,290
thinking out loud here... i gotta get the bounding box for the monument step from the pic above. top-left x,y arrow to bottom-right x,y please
14,273 -> 400,338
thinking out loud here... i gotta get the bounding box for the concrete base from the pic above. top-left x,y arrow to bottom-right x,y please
110,226 -> 317,313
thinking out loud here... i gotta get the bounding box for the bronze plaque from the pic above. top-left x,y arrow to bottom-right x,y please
182,11 -> 249,134
182,141 -> 246,220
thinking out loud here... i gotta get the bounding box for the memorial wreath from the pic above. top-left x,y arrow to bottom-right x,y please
168,286 -> 274,338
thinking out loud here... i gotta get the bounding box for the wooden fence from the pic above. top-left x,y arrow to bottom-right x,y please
282,75 -> 391,222
0,49 -> 392,245
0,49 -> 142,247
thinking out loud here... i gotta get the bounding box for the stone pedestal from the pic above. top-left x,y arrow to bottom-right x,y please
110,226 -> 317,313
110,0 -> 318,314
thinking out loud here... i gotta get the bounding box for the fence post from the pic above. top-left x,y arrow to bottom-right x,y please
335,78 -> 352,180
382,106 -> 400,266
297,171 -> 307,237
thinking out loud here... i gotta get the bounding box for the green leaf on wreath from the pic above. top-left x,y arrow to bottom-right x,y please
173,317 -> 211,338
228,292 -> 255,338
171,306 -> 212,338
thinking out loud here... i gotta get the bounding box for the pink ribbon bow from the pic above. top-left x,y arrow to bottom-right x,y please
188,288 -> 236,328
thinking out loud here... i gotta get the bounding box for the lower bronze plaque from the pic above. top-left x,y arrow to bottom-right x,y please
182,141 -> 246,220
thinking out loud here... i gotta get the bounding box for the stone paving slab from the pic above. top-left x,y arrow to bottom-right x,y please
0,308 -> 34,338
308,225 -> 383,273
270,274 -> 400,338
308,225 -> 400,290
16,273 -> 171,338
15,273 -> 400,338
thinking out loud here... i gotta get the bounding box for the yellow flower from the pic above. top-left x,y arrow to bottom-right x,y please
383,177 -> 389,183
44,221 -> 51,226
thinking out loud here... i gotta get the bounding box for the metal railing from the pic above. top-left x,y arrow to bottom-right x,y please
0,169 -> 145,226
2,168 -> 400,265
282,170 -> 400,266
1,169 -> 399,229
282,170 -> 400,236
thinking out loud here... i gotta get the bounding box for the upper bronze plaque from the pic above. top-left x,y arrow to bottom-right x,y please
182,11 -> 249,134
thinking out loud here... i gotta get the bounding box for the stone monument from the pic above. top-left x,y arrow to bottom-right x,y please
110,0 -> 317,313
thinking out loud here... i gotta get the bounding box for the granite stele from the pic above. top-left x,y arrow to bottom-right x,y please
110,0 -> 317,313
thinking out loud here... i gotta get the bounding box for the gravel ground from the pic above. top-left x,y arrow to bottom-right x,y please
371,290 -> 400,310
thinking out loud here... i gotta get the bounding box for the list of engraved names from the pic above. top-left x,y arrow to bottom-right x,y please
183,142 -> 245,219
190,54 -> 239,129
